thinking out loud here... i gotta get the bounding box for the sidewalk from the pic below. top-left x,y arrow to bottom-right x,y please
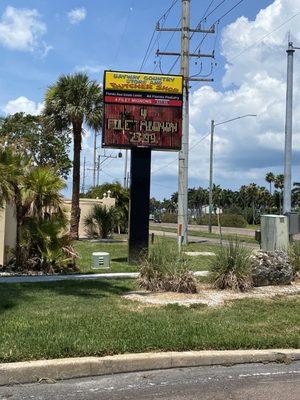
0,270 -> 209,284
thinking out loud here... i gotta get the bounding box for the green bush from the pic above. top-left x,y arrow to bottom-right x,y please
209,239 -> 253,291
139,239 -> 197,293
196,213 -> 247,228
84,205 -> 116,239
161,213 -> 178,223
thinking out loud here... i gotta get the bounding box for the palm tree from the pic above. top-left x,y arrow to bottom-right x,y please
265,172 -> 275,194
44,73 -> 102,240
23,166 -> 66,220
274,174 -> 284,213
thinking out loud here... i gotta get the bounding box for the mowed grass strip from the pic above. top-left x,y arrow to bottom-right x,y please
0,280 -> 299,363
150,226 -> 257,244
73,239 -> 217,274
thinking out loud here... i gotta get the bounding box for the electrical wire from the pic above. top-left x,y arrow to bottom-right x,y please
168,0 -> 243,74
154,18 -> 181,73
139,0 -> 179,71
152,131 -> 211,175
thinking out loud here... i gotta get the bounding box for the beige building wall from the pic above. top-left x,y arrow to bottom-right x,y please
0,203 -> 17,266
63,195 -> 116,238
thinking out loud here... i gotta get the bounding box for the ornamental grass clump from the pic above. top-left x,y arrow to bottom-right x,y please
209,239 -> 253,291
139,239 -> 197,293
289,240 -> 300,277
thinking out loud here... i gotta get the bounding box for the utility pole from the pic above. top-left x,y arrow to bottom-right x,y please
283,41 -> 297,214
208,120 -> 214,233
156,0 -> 215,245
81,156 -> 86,194
97,154 -> 100,186
178,0 -> 190,246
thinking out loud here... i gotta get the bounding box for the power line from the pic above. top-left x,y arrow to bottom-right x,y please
113,0 -> 135,66
152,131 -> 211,175
167,0 -> 229,73
139,0 -> 179,71
154,18 -> 181,72
220,10 -> 300,66
193,0 -> 246,54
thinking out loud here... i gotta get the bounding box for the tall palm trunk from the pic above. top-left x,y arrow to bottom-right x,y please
70,123 -> 82,240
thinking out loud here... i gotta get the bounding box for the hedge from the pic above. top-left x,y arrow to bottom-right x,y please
196,213 -> 248,228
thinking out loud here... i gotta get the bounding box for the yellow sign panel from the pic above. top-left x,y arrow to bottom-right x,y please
105,71 -> 183,95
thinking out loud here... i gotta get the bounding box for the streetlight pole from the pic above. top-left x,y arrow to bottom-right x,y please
283,41 -> 300,214
208,120 -> 214,233
208,114 -> 257,233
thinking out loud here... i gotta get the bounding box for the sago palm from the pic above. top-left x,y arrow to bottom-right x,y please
44,73 -> 103,240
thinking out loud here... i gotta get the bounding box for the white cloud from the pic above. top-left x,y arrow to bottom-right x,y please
4,96 -> 44,115
75,64 -> 105,74
0,6 -> 46,51
67,7 -> 86,24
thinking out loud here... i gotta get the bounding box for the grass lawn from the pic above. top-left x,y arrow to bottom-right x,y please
150,226 -> 257,244
73,238 -> 219,274
0,279 -> 299,363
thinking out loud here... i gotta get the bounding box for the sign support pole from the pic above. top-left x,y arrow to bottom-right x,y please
128,148 -> 151,264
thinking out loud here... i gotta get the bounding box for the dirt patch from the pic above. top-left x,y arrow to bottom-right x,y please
123,283 -> 300,308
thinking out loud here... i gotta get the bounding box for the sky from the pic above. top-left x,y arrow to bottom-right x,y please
1,0 -> 300,200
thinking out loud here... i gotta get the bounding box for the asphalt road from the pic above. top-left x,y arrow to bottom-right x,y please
149,229 -> 258,248
150,222 -> 256,237
1,361 -> 300,400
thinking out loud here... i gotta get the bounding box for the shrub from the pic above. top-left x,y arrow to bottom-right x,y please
15,212 -> 79,274
139,239 -> 197,293
84,205 -> 116,239
160,213 -> 177,223
289,241 -> 300,275
251,251 -> 294,286
209,240 -> 253,291
196,213 -> 247,228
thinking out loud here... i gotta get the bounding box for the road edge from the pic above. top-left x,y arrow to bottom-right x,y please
1,349 -> 300,386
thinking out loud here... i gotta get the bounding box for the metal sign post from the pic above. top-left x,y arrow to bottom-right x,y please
128,148 -> 151,264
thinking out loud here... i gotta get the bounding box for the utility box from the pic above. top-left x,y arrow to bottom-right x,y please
261,215 -> 289,252
287,212 -> 300,235
92,252 -> 110,269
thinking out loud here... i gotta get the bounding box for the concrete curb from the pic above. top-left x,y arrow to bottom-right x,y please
1,349 -> 299,386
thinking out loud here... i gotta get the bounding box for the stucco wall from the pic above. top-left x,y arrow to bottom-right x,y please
63,197 -> 116,238
0,203 -> 17,266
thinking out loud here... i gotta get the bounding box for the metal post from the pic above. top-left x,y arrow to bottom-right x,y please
96,154 -> 100,186
208,120 -> 214,233
128,148 -> 151,264
124,149 -> 128,189
283,41 -> 295,214
81,156 -> 86,194
93,130 -> 97,187
177,0 -> 190,245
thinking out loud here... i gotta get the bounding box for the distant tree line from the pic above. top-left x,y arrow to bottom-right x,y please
150,172 -> 300,225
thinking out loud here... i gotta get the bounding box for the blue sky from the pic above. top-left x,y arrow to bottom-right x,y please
2,0 -> 300,200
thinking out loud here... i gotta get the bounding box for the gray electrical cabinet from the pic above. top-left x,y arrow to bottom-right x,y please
260,215 -> 289,252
